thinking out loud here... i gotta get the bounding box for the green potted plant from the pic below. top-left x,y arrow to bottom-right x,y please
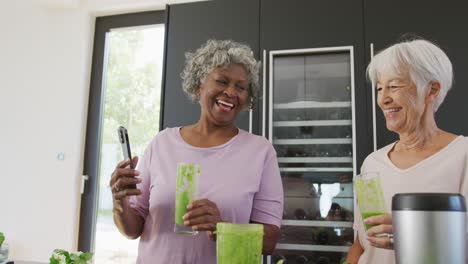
49,249 -> 93,264
0,232 -> 4,248
0,232 -> 8,263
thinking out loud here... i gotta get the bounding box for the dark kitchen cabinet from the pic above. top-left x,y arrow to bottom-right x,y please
161,0 -> 260,132
364,0 -> 468,149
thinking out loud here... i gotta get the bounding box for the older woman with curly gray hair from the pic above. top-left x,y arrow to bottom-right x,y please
109,39 -> 284,263
182,39 -> 260,109
345,38 -> 468,264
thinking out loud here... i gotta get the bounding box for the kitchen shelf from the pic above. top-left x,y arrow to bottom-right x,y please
273,120 -> 352,127
280,167 -> 353,172
274,101 -> 352,109
276,243 -> 351,252
278,157 -> 353,163
274,138 -> 352,145
282,220 -> 353,228
281,170 -> 353,184
285,195 -> 353,199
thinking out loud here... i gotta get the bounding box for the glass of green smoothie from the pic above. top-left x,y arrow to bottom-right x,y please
355,172 -> 386,230
216,223 -> 263,264
174,162 -> 200,235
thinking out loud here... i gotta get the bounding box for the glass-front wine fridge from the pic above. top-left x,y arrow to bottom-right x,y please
265,46 -> 356,264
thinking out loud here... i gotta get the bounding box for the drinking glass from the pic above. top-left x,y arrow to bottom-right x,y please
174,162 -> 200,235
354,172 -> 386,230
216,223 -> 263,264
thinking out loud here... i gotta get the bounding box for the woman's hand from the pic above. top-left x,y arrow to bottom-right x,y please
183,199 -> 223,241
365,213 -> 394,249
109,157 -> 145,239
109,157 -> 142,203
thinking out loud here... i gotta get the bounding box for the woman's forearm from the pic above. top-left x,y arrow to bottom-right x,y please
251,222 -> 280,255
113,198 -> 145,239
346,234 -> 364,264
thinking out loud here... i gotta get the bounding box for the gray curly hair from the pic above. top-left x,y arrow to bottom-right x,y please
181,39 -> 261,109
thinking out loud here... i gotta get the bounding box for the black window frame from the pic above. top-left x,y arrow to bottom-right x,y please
78,9 -> 167,252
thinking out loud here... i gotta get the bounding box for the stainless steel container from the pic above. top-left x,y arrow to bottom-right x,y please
392,193 -> 466,264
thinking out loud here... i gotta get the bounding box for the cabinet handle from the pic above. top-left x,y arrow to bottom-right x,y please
268,50 -> 274,141
249,106 -> 253,134
262,49 -> 267,137
370,43 -> 377,151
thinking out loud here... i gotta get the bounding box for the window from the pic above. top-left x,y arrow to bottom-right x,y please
79,11 -> 166,264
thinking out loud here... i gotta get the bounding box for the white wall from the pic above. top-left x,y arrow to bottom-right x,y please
0,1 -> 94,261
0,0 -> 204,261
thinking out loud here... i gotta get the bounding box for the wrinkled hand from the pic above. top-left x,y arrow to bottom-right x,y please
183,199 -> 222,241
109,157 -> 142,202
365,213 -> 393,249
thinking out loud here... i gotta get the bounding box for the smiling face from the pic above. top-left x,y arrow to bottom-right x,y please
376,72 -> 427,135
197,63 -> 250,127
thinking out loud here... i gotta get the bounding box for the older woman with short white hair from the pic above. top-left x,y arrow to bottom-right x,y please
345,39 -> 468,264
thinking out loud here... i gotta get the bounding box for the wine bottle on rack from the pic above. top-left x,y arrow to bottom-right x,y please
275,254 -> 287,264
293,208 -> 308,220
295,255 -> 309,264
315,229 -> 329,245
316,256 -> 331,264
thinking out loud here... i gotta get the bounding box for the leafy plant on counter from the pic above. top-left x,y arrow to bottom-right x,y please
0,232 -> 4,248
49,249 -> 93,264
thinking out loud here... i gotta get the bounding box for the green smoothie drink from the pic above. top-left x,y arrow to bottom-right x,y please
174,162 -> 200,235
361,211 -> 386,230
355,172 -> 386,231
216,223 -> 263,264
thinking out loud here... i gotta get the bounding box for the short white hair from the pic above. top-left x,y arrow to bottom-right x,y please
367,39 -> 453,112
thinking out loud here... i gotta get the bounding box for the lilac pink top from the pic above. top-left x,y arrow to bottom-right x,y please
129,127 -> 284,264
